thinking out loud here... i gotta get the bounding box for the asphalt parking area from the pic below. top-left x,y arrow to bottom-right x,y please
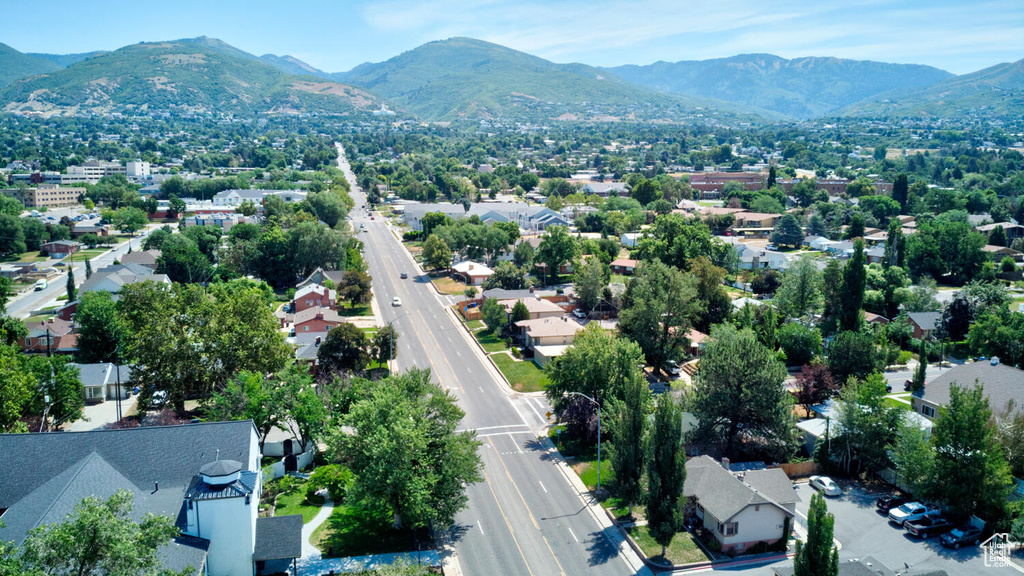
793,479 -> 1022,575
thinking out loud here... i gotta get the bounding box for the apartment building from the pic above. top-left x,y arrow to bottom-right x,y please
11,185 -> 85,208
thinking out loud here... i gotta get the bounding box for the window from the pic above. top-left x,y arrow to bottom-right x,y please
723,522 -> 738,536
303,326 -> 309,332
922,405 -> 935,418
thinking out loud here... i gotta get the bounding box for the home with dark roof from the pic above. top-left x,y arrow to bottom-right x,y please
70,362 -> 133,404
683,455 -> 798,554
119,249 -> 162,270
79,263 -> 171,299
0,420 -> 301,576
907,312 -> 941,340
911,358 -> 1024,419
19,317 -> 77,355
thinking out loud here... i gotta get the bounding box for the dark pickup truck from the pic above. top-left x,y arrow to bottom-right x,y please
905,516 -> 955,538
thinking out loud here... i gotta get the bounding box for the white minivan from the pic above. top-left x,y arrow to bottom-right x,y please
34,279 -> 48,291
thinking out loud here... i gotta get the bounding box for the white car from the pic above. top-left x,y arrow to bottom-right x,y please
809,475 -> 842,497
392,297 -> 402,307
888,502 -> 940,526
572,308 -> 587,319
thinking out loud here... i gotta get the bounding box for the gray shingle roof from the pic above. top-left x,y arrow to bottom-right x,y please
908,312 -> 941,331
683,455 -> 797,523
253,515 -> 303,561
915,361 -> 1024,412
0,421 -> 256,549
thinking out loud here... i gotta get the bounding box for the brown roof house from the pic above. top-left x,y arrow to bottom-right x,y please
514,316 -> 585,366
609,258 -> 639,275
683,455 -> 799,555
911,358 -> 1024,419
40,240 -> 80,259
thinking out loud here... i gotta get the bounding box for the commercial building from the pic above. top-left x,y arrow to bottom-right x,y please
10,185 -> 85,208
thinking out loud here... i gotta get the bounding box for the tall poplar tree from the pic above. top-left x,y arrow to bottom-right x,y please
608,362 -> 651,516
839,240 -> 866,332
794,493 -> 839,576
644,394 -> 685,556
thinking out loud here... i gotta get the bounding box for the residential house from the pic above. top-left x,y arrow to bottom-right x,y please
0,421 -> 301,576
40,240 -> 81,259
20,317 -> 76,355
402,202 -> 571,232
620,232 -> 643,248
976,222 -> 1024,244
983,245 -> 1024,263
730,212 -> 781,238
71,362 -> 133,404
798,411 -> 931,456
907,312 -> 941,340
296,267 -> 346,289
863,312 -> 889,325
809,237 -> 838,252
911,358 -> 1024,419
183,212 -> 247,232
292,332 -> 327,371
119,249 -> 162,270
79,263 -> 171,299
514,316 -> 585,366
290,307 -> 346,334
497,297 -> 565,320
452,261 -> 494,286
683,455 -> 798,554
865,245 -> 885,264
293,284 -> 337,313
70,223 -> 109,237
686,329 -> 708,358
609,258 -> 639,275
732,297 -> 765,311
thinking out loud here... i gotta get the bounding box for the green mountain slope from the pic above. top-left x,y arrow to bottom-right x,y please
841,58 -> 1024,119
334,37 -> 769,123
0,37 -> 380,116
260,54 -> 332,80
27,51 -> 107,68
605,54 -> 953,119
0,43 -> 61,88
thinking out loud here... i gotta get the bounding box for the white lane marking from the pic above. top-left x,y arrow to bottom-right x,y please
456,350 -> 462,357
478,522 -> 485,535
567,527 -> 579,543
479,386 -> 484,393
539,481 -> 547,493
523,398 -> 545,424
463,424 -> 531,432
473,431 -> 535,438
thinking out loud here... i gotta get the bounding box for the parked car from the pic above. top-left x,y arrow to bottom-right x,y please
572,308 -> 587,319
663,360 -> 682,376
400,272 -> 408,279
765,244 -> 777,251
888,502 -> 940,526
392,297 -> 402,307
875,494 -> 909,512
151,390 -> 167,407
940,525 -> 985,549
905,515 -> 955,538
809,475 -> 842,497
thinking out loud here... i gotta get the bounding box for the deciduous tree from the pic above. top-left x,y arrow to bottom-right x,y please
545,324 -> 645,413
317,323 -> 370,375
793,493 -> 838,576
421,234 -> 452,271
536,225 -> 580,284
618,260 -> 699,375
644,394 -> 685,557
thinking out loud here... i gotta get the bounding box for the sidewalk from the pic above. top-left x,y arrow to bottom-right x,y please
301,490 -> 335,559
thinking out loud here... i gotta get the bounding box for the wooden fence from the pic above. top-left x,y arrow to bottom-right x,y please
770,461 -> 820,478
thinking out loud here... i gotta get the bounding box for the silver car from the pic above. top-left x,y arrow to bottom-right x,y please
809,475 -> 842,497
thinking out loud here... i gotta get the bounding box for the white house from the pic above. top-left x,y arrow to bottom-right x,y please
451,261 -> 494,286
683,456 -> 798,554
620,232 -> 643,247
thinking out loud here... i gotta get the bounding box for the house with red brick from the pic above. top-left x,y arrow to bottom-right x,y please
293,284 -> 337,313
40,240 -> 80,259
609,258 -> 639,275
291,307 -> 346,334
20,317 -> 77,355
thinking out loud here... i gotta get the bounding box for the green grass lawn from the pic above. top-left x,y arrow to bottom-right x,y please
76,249 -> 109,259
491,353 -> 549,392
311,504 -> 429,558
627,527 -> 709,566
610,274 -> 629,284
274,489 -> 325,524
475,330 -> 507,353
885,397 -> 912,411
465,320 -> 485,330
337,304 -> 374,317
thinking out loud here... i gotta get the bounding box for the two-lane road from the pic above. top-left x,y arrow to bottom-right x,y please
338,144 -> 650,576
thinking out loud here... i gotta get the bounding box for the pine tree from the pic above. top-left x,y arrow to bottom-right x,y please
767,165 -> 777,189
892,173 -> 909,213
912,339 -> 927,392
644,394 -> 685,557
794,493 -> 839,576
66,263 -> 76,302
884,217 -> 905,268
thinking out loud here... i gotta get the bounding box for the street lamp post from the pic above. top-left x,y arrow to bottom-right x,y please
567,392 -> 602,494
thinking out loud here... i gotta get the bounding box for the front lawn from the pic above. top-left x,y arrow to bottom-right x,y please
465,319 -> 485,330
274,488 -> 325,524
491,353 -> 549,392
431,276 -> 468,295
884,396 -> 912,411
311,504 -> 430,558
337,304 -> 374,317
627,527 -> 709,566
475,330 -> 507,353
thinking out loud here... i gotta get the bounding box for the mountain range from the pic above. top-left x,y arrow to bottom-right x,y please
0,36 -> 1020,122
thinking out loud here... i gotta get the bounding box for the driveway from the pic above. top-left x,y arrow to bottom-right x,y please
794,480 -> 1022,575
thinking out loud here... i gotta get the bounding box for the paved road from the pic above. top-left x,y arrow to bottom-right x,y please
7,229 -> 153,320
336,145 -> 651,576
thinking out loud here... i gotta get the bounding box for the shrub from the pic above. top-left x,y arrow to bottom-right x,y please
307,464 -> 353,503
897,350 -> 912,365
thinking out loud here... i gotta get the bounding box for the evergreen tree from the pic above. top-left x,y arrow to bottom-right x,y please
912,339 -> 928,392
845,213 -> 865,240
892,173 -> 909,213
84,259 -> 92,280
644,394 -> 685,557
820,260 -> 844,335
769,214 -> 805,248
839,239 -> 866,332
794,493 -> 839,576
989,225 -> 1007,247
767,165 -> 777,189
66,264 -> 76,302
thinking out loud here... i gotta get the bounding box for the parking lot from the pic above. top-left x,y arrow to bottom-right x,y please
793,481 -> 1022,575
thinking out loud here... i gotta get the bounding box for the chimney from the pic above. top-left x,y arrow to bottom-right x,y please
721,457 -> 730,470
468,264 -> 474,270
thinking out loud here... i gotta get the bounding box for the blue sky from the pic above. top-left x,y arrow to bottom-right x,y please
3,0 -> 1022,74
